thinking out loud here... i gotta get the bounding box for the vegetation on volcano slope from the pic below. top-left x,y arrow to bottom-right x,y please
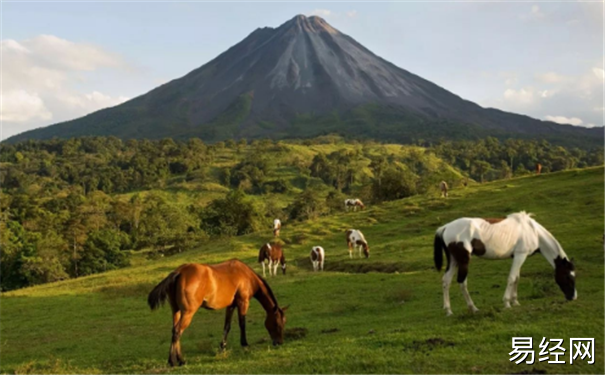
1,167 -> 603,374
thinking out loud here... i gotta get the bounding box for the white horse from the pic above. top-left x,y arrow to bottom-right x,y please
434,212 -> 576,316
310,246 -> 325,271
346,229 -> 370,258
273,219 -> 282,237
344,199 -> 365,212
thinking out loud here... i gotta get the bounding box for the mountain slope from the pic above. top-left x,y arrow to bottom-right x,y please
6,15 -> 603,146
1,168 -> 603,373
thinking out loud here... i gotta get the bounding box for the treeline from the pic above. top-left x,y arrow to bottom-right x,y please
431,137 -> 603,182
1,135 -> 601,291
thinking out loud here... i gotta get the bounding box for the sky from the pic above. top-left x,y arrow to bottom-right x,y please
1,0 -> 603,140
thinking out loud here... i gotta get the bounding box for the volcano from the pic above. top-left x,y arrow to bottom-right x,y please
7,15 -> 602,147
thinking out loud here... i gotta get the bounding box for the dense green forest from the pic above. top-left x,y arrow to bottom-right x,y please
1,135 -> 602,291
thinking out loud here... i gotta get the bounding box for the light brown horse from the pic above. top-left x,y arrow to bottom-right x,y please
148,259 -> 288,366
536,163 -> 542,175
440,181 -> 449,197
258,243 -> 286,277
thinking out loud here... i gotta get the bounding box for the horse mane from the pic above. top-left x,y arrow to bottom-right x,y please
257,274 -> 279,309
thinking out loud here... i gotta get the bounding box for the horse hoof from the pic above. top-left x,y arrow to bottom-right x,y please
446,310 -> 453,317
178,360 -> 186,366
470,307 -> 479,314
512,301 -> 521,307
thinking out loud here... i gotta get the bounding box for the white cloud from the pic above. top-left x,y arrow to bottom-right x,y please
1,35 -> 130,139
346,10 -> 358,18
592,67 -> 604,80
536,72 -> 569,84
503,87 -> 536,106
520,5 -> 546,21
1,90 -> 52,123
310,9 -> 332,17
545,115 -> 584,126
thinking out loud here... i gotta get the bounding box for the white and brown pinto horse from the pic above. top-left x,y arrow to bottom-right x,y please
310,246 -> 325,271
434,212 -> 576,316
344,199 -> 365,212
346,229 -> 370,258
273,219 -> 282,237
258,243 -> 286,277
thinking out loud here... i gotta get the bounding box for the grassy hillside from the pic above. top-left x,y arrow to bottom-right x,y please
1,167 -> 603,374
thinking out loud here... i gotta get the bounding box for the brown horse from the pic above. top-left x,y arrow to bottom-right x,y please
536,163 -> 542,175
258,243 -> 286,277
148,259 -> 288,366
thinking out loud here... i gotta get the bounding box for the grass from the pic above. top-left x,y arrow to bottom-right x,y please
1,167 -> 603,374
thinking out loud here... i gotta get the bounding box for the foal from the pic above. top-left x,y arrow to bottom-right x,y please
434,211 -> 576,316
310,246 -> 325,271
258,243 -> 286,277
345,229 -> 370,258
148,259 -> 288,366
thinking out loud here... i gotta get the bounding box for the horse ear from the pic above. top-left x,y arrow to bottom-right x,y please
282,305 -> 290,312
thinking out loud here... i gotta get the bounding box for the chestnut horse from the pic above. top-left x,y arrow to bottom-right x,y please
536,163 -> 542,175
148,259 -> 288,366
258,243 -> 286,277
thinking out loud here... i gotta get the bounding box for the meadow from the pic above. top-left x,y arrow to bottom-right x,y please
1,166 -> 603,374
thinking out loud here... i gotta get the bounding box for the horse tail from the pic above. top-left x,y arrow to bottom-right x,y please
148,270 -> 180,311
434,226 -> 448,271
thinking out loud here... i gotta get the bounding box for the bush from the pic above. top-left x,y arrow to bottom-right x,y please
200,189 -> 263,236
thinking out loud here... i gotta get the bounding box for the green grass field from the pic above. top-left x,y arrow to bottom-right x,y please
1,167 -> 603,374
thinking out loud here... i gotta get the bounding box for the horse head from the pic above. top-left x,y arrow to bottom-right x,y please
363,242 -> 370,258
554,256 -> 576,301
265,305 -> 288,346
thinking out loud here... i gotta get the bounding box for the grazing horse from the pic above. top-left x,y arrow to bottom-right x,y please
345,229 -> 370,258
273,219 -> 282,237
310,246 -> 325,271
536,163 -> 542,175
434,211 -> 576,316
439,181 -> 449,197
148,259 -> 288,366
344,198 -> 365,212
258,243 -> 286,277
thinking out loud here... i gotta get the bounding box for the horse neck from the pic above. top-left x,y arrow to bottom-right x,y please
534,221 -> 567,267
254,278 -> 278,313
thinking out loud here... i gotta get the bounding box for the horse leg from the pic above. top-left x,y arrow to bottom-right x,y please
168,308 -> 181,367
320,259 -> 324,271
273,261 -> 279,276
348,242 -> 353,259
172,310 -> 195,366
504,253 -> 527,308
455,245 -> 478,313
460,279 -> 479,313
220,305 -> 236,350
261,261 -> 266,277
268,260 -> 273,276
442,258 -> 457,316
312,261 -> 317,271
237,300 -> 250,347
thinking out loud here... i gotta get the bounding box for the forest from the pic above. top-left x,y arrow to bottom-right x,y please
1,135 -> 602,291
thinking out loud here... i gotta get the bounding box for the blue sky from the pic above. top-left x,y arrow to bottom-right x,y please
2,1 -> 603,139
